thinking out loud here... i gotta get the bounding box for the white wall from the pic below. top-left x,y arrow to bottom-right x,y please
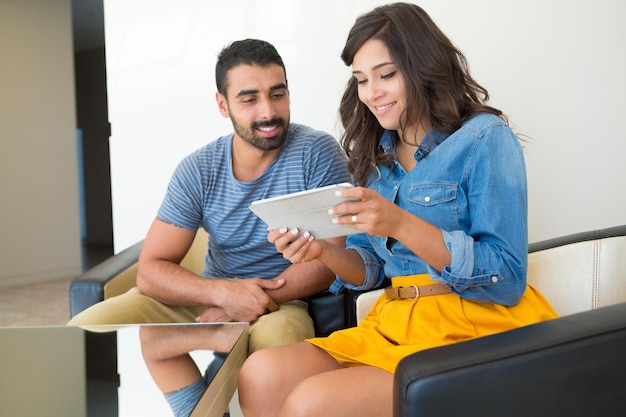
104,0 -> 626,251
0,0 -> 82,288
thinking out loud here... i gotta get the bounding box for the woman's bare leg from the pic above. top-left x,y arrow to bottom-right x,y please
238,341 -> 344,417
238,341 -> 393,417
278,365 -> 393,417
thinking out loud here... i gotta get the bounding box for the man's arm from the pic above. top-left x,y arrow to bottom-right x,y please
137,218 -> 285,322
195,235 -> 344,323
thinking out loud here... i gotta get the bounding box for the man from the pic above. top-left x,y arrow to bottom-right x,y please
68,39 -> 351,355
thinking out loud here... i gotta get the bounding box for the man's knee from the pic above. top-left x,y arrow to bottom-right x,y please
247,301 -> 314,353
67,290 -> 140,325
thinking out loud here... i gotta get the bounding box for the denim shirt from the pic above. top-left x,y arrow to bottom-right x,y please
330,113 -> 528,306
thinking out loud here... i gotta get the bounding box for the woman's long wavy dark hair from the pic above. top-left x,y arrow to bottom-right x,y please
340,2 -> 506,186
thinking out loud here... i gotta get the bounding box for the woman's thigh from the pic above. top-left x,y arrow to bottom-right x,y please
281,364 -> 393,417
239,341 -> 344,416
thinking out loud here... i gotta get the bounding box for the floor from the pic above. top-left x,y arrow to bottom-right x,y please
0,276 -> 75,326
0,245 -> 112,327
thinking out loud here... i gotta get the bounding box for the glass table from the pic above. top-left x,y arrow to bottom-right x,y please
0,322 -> 248,417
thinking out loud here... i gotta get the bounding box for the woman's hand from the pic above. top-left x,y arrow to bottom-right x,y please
335,186 -> 451,271
268,227 -> 327,264
267,186 -> 404,265
330,186 -> 405,239
268,226 -> 367,286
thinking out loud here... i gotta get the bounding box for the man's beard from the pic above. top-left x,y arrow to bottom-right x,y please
231,116 -> 289,151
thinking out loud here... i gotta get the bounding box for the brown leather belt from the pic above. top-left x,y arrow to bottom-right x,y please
384,283 -> 451,300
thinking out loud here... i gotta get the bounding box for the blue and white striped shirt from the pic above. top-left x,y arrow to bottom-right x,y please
158,123 -> 351,279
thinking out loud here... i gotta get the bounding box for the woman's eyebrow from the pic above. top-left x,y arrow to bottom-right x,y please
352,61 -> 395,75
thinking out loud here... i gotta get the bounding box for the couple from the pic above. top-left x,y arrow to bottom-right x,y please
72,3 -> 557,417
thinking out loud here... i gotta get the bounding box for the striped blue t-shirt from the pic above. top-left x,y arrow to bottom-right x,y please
158,123 -> 351,279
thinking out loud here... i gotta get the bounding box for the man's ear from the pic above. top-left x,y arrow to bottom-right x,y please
215,92 -> 230,118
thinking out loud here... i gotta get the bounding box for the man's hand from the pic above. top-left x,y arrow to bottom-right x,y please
194,306 -> 230,323
198,278 -> 286,323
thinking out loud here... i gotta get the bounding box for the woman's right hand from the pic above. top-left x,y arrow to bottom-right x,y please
268,227 -> 327,264
269,227 -> 367,287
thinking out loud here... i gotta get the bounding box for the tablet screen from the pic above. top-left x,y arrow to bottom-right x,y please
249,183 -> 360,239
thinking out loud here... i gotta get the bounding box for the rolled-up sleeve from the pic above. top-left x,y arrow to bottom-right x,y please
439,229 -> 475,277
329,234 -> 385,294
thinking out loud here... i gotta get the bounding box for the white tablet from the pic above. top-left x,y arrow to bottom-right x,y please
249,183 -> 360,239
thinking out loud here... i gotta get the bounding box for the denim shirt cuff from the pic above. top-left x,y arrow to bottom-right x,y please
329,246 -> 383,294
438,229 -> 475,281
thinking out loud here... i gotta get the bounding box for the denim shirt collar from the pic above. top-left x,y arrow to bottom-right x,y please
378,129 -> 449,162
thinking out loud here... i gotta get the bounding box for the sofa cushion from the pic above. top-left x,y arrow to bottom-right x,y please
528,233 -> 626,316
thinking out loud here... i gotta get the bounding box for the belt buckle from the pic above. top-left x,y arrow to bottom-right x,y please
408,284 -> 419,300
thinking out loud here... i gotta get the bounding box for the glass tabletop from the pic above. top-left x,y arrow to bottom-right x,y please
0,322 -> 248,417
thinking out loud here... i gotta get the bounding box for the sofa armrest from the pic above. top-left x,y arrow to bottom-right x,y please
394,301 -> 626,417
355,289 -> 383,324
528,224 -> 626,253
69,240 -> 144,318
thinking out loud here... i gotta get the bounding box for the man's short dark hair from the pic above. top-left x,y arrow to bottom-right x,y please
215,39 -> 286,96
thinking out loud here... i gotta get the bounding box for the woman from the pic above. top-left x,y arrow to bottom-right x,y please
238,3 -> 557,417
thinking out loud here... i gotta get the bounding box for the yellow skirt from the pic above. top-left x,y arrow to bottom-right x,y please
307,274 -> 557,373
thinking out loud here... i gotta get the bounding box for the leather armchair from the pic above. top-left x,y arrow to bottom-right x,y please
394,301 -> 626,416
390,225 -> 626,416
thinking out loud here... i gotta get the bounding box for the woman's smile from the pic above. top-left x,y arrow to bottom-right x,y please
373,101 -> 396,115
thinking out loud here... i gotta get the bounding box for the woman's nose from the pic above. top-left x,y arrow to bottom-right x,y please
363,80 -> 383,103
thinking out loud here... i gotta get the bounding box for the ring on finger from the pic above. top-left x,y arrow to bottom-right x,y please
351,215 -> 357,224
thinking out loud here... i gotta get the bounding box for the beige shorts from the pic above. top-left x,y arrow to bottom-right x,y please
67,286 -> 314,354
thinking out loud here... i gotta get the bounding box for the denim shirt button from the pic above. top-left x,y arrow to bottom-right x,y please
424,196 -> 431,203
491,276 -> 498,283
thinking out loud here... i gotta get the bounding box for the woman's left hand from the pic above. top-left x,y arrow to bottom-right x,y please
330,186 -> 405,238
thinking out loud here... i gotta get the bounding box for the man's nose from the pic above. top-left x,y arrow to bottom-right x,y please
257,97 -> 275,120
